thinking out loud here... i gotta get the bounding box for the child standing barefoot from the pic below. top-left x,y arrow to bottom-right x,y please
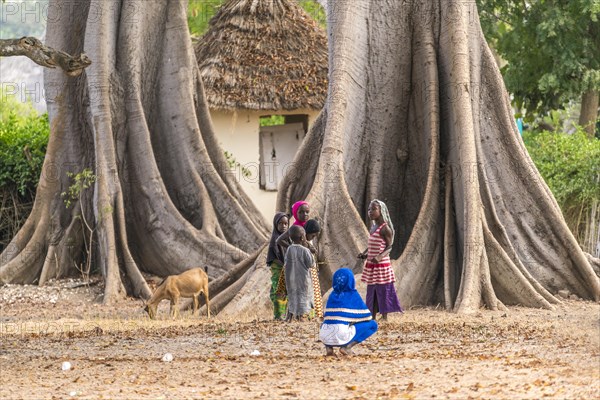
319,268 -> 378,356
267,212 -> 289,320
275,201 -> 312,303
359,199 -> 403,320
284,225 -> 315,321
304,219 -> 323,318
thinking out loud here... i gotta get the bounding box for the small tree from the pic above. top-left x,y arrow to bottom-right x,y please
61,169 -> 97,281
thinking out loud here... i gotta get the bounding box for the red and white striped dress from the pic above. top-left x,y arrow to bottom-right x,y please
361,223 -> 396,285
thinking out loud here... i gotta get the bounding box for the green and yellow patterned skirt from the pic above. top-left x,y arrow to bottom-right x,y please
270,261 -> 287,320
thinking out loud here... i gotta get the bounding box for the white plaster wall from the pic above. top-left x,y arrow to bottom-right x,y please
259,122 -> 305,191
211,109 -> 319,224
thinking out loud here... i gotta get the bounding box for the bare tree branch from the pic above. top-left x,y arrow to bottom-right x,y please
0,37 -> 91,77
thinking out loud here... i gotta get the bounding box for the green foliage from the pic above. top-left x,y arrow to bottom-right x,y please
188,0 -> 224,37
188,0 -> 326,37
297,0 -> 326,28
61,169 -> 96,209
0,93 -> 49,199
259,115 -> 285,127
478,0 -> 600,118
216,327 -> 228,335
224,150 -> 252,178
523,128 -> 600,207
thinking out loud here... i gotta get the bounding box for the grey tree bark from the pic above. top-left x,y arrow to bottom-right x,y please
0,37 -> 91,76
2,0 -> 598,315
270,0 -> 600,314
578,90 -> 599,138
0,0 -> 268,303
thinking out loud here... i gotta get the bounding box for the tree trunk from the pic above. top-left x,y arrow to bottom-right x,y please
272,0 -> 600,313
0,0 -> 268,303
583,201 -> 600,258
2,0 -> 599,315
579,90 -> 599,138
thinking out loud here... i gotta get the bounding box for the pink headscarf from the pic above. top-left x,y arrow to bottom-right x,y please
291,201 -> 309,227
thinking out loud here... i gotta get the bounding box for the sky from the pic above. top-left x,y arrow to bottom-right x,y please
1,0 -> 50,113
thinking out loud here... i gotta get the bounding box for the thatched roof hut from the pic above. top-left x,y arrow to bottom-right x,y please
194,0 -> 328,111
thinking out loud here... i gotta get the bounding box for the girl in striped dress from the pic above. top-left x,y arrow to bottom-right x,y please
359,199 -> 403,320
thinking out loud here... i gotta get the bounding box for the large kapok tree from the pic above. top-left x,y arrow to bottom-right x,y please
268,0 -> 600,314
1,0 -> 598,314
0,0 -> 269,302
199,0 -> 599,317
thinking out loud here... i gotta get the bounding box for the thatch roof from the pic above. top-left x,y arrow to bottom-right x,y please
194,0 -> 328,111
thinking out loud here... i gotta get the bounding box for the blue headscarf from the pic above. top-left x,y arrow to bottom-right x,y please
322,268 -> 372,325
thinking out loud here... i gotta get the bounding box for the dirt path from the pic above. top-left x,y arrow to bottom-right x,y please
0,279 -> 598,399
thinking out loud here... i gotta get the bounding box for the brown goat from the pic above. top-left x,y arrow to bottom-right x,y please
144,267 -> 210,319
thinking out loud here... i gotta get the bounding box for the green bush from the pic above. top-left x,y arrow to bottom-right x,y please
523,127 -> 600,253
0,94 -> 49,200
0,93 -> 49,250
523,128 -> 600,207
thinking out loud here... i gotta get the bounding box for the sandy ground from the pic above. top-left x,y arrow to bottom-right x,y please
0,278 -> 599,399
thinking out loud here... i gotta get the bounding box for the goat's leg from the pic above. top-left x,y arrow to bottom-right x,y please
204,289 -> 210,318
193,294 -> 199,317
170,295 -> 180,319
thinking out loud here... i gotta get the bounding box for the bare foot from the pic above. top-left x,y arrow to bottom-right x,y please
339,347 -> 355,357
325,347 -> 336,357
